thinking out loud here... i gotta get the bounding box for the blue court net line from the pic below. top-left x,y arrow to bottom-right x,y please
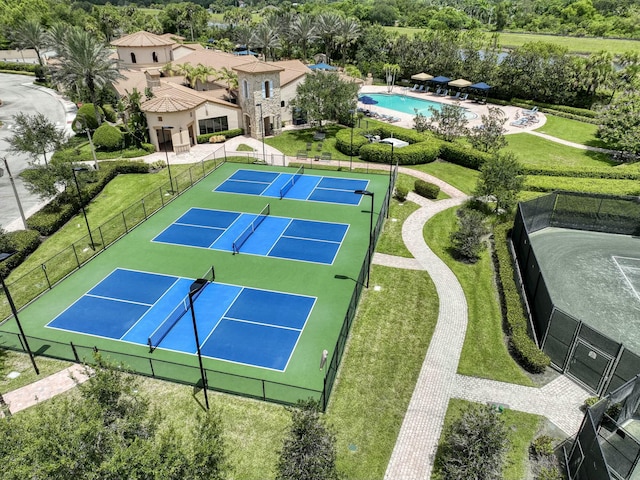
232,203 -> 271,254
147,295 -> 190,351
279,165 -> 304,199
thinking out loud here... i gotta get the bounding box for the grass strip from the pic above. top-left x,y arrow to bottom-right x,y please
506,134 -> 614,168
376,198 -> 421,258
432,398 -> 542,480
424,207 -> 533,386
409,160 -> 479,195
328,265 -> 439,479
0,351 -> 71,392
534,115 -> 606,148
525,175 -> 640,196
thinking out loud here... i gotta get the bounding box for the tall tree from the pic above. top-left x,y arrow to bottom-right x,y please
336,17 -> 361,62
316,11 -> 342,62
424,102 -> 469,142
474,151 -> 524,212
383,63 -> 400,93
11,18 -> 47,68
55,27 -> 124,124
597,93 -> 640,156
7,112 -> 67,167
252,22 -> 280,62
276,400 -> 339,480
289,14 -> 317,61
289,72 -> 359,127
468,106 -> 508,152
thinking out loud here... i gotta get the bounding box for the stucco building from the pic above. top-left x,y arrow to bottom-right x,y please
110,31 -> 310,153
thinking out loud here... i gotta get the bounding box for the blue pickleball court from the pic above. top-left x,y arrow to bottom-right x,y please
215,169 -> 369,205
46,268 -> 316,371
152,207 -> 349,265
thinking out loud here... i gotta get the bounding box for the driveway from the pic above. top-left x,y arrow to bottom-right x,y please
0,73 -> 75,231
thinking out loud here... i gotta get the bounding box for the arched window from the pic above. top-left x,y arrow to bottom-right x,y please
152,52 -> 158,63
242,79 -> 249,99
130,52 -> 137,63
264,80 -> 270,98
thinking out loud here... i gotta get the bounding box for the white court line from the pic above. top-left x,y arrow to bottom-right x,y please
612,256 -> 640,303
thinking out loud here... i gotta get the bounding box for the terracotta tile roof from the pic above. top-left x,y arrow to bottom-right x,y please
111,31 -> 175,47
233,61 -> 284,74
271,59 -> 311,85
140,82 -> 239,113
172,49 -> 258,71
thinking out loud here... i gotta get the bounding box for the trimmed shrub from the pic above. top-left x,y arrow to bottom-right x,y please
493,223 -> 550,373
335,127 -> 369,156
414,179 -> 440,199
26,199 -> 76,236
102,104 -> 117,123
196,128 -> 243,143
368,125 -> 428,144
0,62 -> 37,74
208,135 -> 226,143
438,142 -> 492,170
72,104 -> 104,131
522,164 -> 640,180
395,185 -> 409,202
530,436 -> 555,458
0,229 -> 41,277
92,124 -> 124,151
359,141 -> 440,165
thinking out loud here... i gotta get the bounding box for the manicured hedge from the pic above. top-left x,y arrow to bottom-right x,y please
0,229 -> 41,277
26,161 -> 149,236
196,128 -> 244,143
524,175 -> 640,196
359,141 -> 440,165
493,223 -> 550,373
0,62 -> 37,73
72,104 -> 104,131
335,127 -> 369,156
414,179 -> 440,199
489,98 -> 598,121
368,125 -> 428,144
522,164 -> 640,180
102,104 -> 117,123
93,124 -> 124,151
51,144 -> 154,162
438,142 -> 492,169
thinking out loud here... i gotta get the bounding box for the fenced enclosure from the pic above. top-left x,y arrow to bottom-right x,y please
1,160 -> 396,411
566,374 -> 640,479
512,192 -> 640,395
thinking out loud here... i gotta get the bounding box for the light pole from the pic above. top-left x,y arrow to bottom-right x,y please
256,103 -> 266,164
349,110 -> 355,171
72,167 -> 96,250
354,190 -> 374,288
161,126 -> 175,193
0,156 -> 27,229
387,143 -> 394,218
188,278 -> 209,410
0,252 -> 39,374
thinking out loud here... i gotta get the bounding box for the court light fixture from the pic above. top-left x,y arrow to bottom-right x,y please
0,252 -> 39,375
354,190 -> 374,288
72,167 -> 96,250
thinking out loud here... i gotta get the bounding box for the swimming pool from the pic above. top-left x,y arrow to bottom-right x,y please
359,93 -> 477,119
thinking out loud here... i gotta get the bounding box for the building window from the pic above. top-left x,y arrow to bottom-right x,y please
242,80 -> 249,99
281,100 -> 285,107
152,51 -> 158,63
131,52 -> 137,63
157,116 -> 163,121
264,81 -> 270,98
198,116 -> 229,134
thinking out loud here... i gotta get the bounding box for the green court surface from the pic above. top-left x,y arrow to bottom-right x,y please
529,227 -> 640,354
0,163 -> 390,404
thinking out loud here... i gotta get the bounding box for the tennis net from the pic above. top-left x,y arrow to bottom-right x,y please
232,203 -> 270,254
279,165 -> 304,199
148,265 -> 214,351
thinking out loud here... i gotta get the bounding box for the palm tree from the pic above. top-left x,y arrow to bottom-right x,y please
252,23 -> 280,62
336,17 -> 360,63
315,11 -> 342,62
177,63 -> 216,89
11,18 -> 47,69
383,63 -> 400,93
235,25 -> 254,53
55,28 -> 124,124
289,14 -> 317,61
45,23 -> 69,54
216,67 -> 239,98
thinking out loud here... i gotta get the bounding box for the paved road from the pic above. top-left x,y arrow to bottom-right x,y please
0,73 -> 74,231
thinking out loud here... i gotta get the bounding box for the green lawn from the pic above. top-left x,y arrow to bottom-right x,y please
424,207 -> 533,386
535,115 -> 606,148
265,125 -> 352,161
506,133 -> 615,168
1,350 -> 71,392
410,160 -> 479,195
432,398 -> 542,480
526,175 -> 640,196
376,197 -> 421,258
383,27 -> 640,55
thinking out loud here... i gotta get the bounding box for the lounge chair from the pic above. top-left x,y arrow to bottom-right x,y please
460,93 -> 469,101
416,85 -> 424,93
423,86 -> 430,94
411,84 -> 419,91
435,87 -> 442,95
451,91 -> 461,100
522,106 -> 538,116
510,118 -> 529,127
440,89 -> 449,97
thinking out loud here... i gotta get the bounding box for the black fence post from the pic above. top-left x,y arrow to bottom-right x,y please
41,263 -> 51,289
70,342 -> 80,362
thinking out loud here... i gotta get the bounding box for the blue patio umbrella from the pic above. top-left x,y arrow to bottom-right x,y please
358,95 -> 378,105
430,76 -> 451,84
309,62 -> 337,71
234,49 -> 257,56
469,82 -> 492,91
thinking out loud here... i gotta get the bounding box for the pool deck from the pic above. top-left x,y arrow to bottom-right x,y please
358,85 -> 544,134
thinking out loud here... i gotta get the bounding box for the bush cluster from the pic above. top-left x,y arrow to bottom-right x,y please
439,142 -> 492,169
27,161 -> 149,236
102,104 -> 117,123
334,127 -> 369,156
522,164 -> 640,180
414,179 -> 440,199
0,62 -> 37,73
72,104 -> 104,131
0,229 -> 41,277
196,129 -> 243,143
489,98 -> 597,121
359,141 -> 439,165
369,125 -> 428,144
493,223 -> 550,373
395,185 -> 409,201
92,124 -> 124,151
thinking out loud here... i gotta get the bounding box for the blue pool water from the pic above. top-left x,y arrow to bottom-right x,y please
359,93 -> 477,119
